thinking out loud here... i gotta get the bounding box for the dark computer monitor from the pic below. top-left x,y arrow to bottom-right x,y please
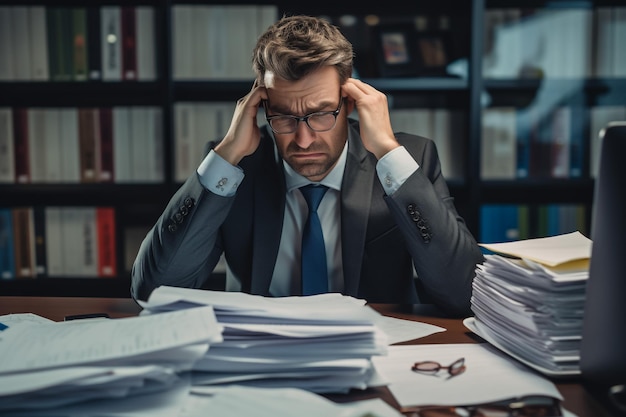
580,121 -> 626,415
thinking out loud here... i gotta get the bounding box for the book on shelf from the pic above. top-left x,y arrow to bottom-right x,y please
78,108 -> 101,183
549,106 -> 571,178
121,6 -> 137,81
32,206 -> 47,278
44,108 -> 64,183
135,6 -> 156,81
0,208 -> 16,280
26,108 -> 47,183
129,107 -> 148,180
432,108 -> 463,180
101,5 -> 122,81
0,107 -> 15,183
96,207 -> 116,277
128,106 -> 164,182
86,6 -> 101,80
11,207 -> 35,278
44,206 -> 64,277
480,204 -> 521,244
11,6 -> 32,81
112,106 -> 132,182
98,107 -> 114,182
0,7 -> 14,81
568,106 -> 585,178
614,7 -> 626,77
12,108 -> 30,184
59,207 -> 97,277
29,6 -> 49,81
480,106 -> 517,180
59,208 -> 80,276
72,7 -> 88,81
59,108 -> 81,183
594,6 -> 626,77
54,7 -> 74,82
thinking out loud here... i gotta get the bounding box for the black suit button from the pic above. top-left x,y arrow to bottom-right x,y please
184,197 -> 195,208
180,205 -> 188,216
174,212 -> 183,223
168,223 -> 177,233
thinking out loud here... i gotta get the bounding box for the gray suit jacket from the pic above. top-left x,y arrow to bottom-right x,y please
131,119 -> 484,317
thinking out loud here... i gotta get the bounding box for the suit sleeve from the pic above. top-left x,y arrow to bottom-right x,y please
130,173 -> 233,301
384,135 -> 484,317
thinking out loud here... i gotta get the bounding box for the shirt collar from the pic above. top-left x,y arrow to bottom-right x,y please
284,139 -> 347,193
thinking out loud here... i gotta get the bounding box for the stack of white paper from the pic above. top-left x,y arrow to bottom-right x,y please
0,306 -> 223,411
140,286 -> 389,393
468,231 -> 592,376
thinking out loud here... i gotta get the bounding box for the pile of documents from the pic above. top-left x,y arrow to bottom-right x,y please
469,231 -> 592,375
139,286 -> 388,393
0,306 -> 223,411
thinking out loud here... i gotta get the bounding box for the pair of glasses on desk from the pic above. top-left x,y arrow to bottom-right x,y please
406,359 -> 562,416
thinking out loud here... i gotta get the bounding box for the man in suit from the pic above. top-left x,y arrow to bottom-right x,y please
131,15 -> 484,317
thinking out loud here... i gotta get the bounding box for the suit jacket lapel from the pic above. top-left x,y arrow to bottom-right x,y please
250,130 -> 286,295
341,123 -> 375,296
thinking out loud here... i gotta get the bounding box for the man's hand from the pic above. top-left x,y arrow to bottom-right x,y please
214,81 -> 268,166
341,78 -> 400,159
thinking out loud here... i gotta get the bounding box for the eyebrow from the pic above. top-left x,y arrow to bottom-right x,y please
267,99 -> 335,116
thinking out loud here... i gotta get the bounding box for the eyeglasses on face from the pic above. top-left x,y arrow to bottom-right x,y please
411,357 -> 466,379
401,395 -> 563,417
264,96 -> 344,134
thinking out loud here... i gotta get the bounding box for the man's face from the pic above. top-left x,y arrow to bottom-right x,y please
264,66 -> 350,182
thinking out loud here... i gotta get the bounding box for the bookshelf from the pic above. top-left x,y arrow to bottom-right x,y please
0,0 -> 623,296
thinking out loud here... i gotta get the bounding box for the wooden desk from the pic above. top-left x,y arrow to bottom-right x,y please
0,297 -> 614,417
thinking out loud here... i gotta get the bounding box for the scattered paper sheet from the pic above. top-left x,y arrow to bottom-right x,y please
0,306 -> 222,374
374,315 -> 446,345
184,385 -> 403,417
0,313 -> 54,331
372,343 -> 562,407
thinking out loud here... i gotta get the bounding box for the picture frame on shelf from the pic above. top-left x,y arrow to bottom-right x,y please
372,23 -> 419,78
414,30 -> 452,76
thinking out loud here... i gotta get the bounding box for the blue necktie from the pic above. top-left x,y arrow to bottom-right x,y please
300,184 -> 329,295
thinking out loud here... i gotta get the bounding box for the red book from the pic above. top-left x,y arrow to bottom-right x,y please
99,107 -> 114,182
12,108 -> 30,184
96,207 -> 116,277
121,6 -> 137,80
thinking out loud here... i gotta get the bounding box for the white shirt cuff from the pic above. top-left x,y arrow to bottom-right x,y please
376,146 -> 419,195
197,150 -> 245,197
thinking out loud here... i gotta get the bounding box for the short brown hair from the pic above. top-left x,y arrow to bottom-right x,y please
252,15 -> 354,85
